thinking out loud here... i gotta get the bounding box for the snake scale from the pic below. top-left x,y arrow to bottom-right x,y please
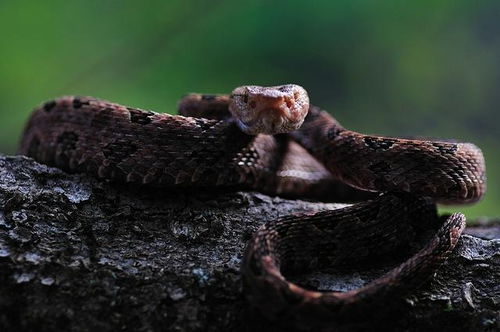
19,84 -> 486,327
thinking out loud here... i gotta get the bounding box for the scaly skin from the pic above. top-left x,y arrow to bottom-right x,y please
19,85 -> 486,327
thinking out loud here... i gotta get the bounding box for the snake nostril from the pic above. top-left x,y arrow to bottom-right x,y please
286,100 -> 293,109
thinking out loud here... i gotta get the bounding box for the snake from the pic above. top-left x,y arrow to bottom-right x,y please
18,84 -> 486,327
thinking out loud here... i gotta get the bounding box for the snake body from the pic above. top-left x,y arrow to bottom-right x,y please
19,85 -> 486,326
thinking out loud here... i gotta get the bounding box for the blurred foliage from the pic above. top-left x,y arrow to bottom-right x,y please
0,0 -> 498,218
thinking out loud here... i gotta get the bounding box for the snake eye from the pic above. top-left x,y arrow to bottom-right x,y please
243,94 -> 248,103
249,101 -> 256,109
293,91 -> 300,100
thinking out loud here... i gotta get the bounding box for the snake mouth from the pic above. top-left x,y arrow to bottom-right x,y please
263,108 -> 287,133
237,106 -> 300,135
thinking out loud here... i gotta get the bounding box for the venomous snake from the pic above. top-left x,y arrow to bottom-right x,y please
19,84 -> 486,327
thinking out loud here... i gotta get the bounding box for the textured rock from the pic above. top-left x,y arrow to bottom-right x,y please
0,155 -> 498,331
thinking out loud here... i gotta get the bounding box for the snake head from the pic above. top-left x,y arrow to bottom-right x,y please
229,84 -> 309,135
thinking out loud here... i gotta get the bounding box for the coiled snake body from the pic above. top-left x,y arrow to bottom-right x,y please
19,85 -> 486,327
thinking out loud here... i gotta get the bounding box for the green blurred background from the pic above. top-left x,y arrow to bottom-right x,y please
0,0 -> 498,218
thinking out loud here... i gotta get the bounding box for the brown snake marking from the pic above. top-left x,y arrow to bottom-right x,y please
19,85 -> 486,327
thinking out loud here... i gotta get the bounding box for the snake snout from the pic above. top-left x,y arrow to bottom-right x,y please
255,97 -> 306,134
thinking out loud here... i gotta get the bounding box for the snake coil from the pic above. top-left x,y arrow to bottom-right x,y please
19,85 -> 486,327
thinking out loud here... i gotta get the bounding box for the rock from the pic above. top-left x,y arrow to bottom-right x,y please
0,155 -> 498,331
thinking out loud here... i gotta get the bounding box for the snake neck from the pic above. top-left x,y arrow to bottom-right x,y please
290,106 -> 346,159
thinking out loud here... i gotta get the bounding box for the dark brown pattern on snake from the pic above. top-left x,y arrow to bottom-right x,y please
19,86 -> 486,327
20,96 -> 352,200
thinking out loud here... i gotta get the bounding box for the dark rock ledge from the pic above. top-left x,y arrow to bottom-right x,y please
0,155 -> 498,332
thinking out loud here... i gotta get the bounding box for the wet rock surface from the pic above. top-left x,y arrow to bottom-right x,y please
0,155 -> 498,331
